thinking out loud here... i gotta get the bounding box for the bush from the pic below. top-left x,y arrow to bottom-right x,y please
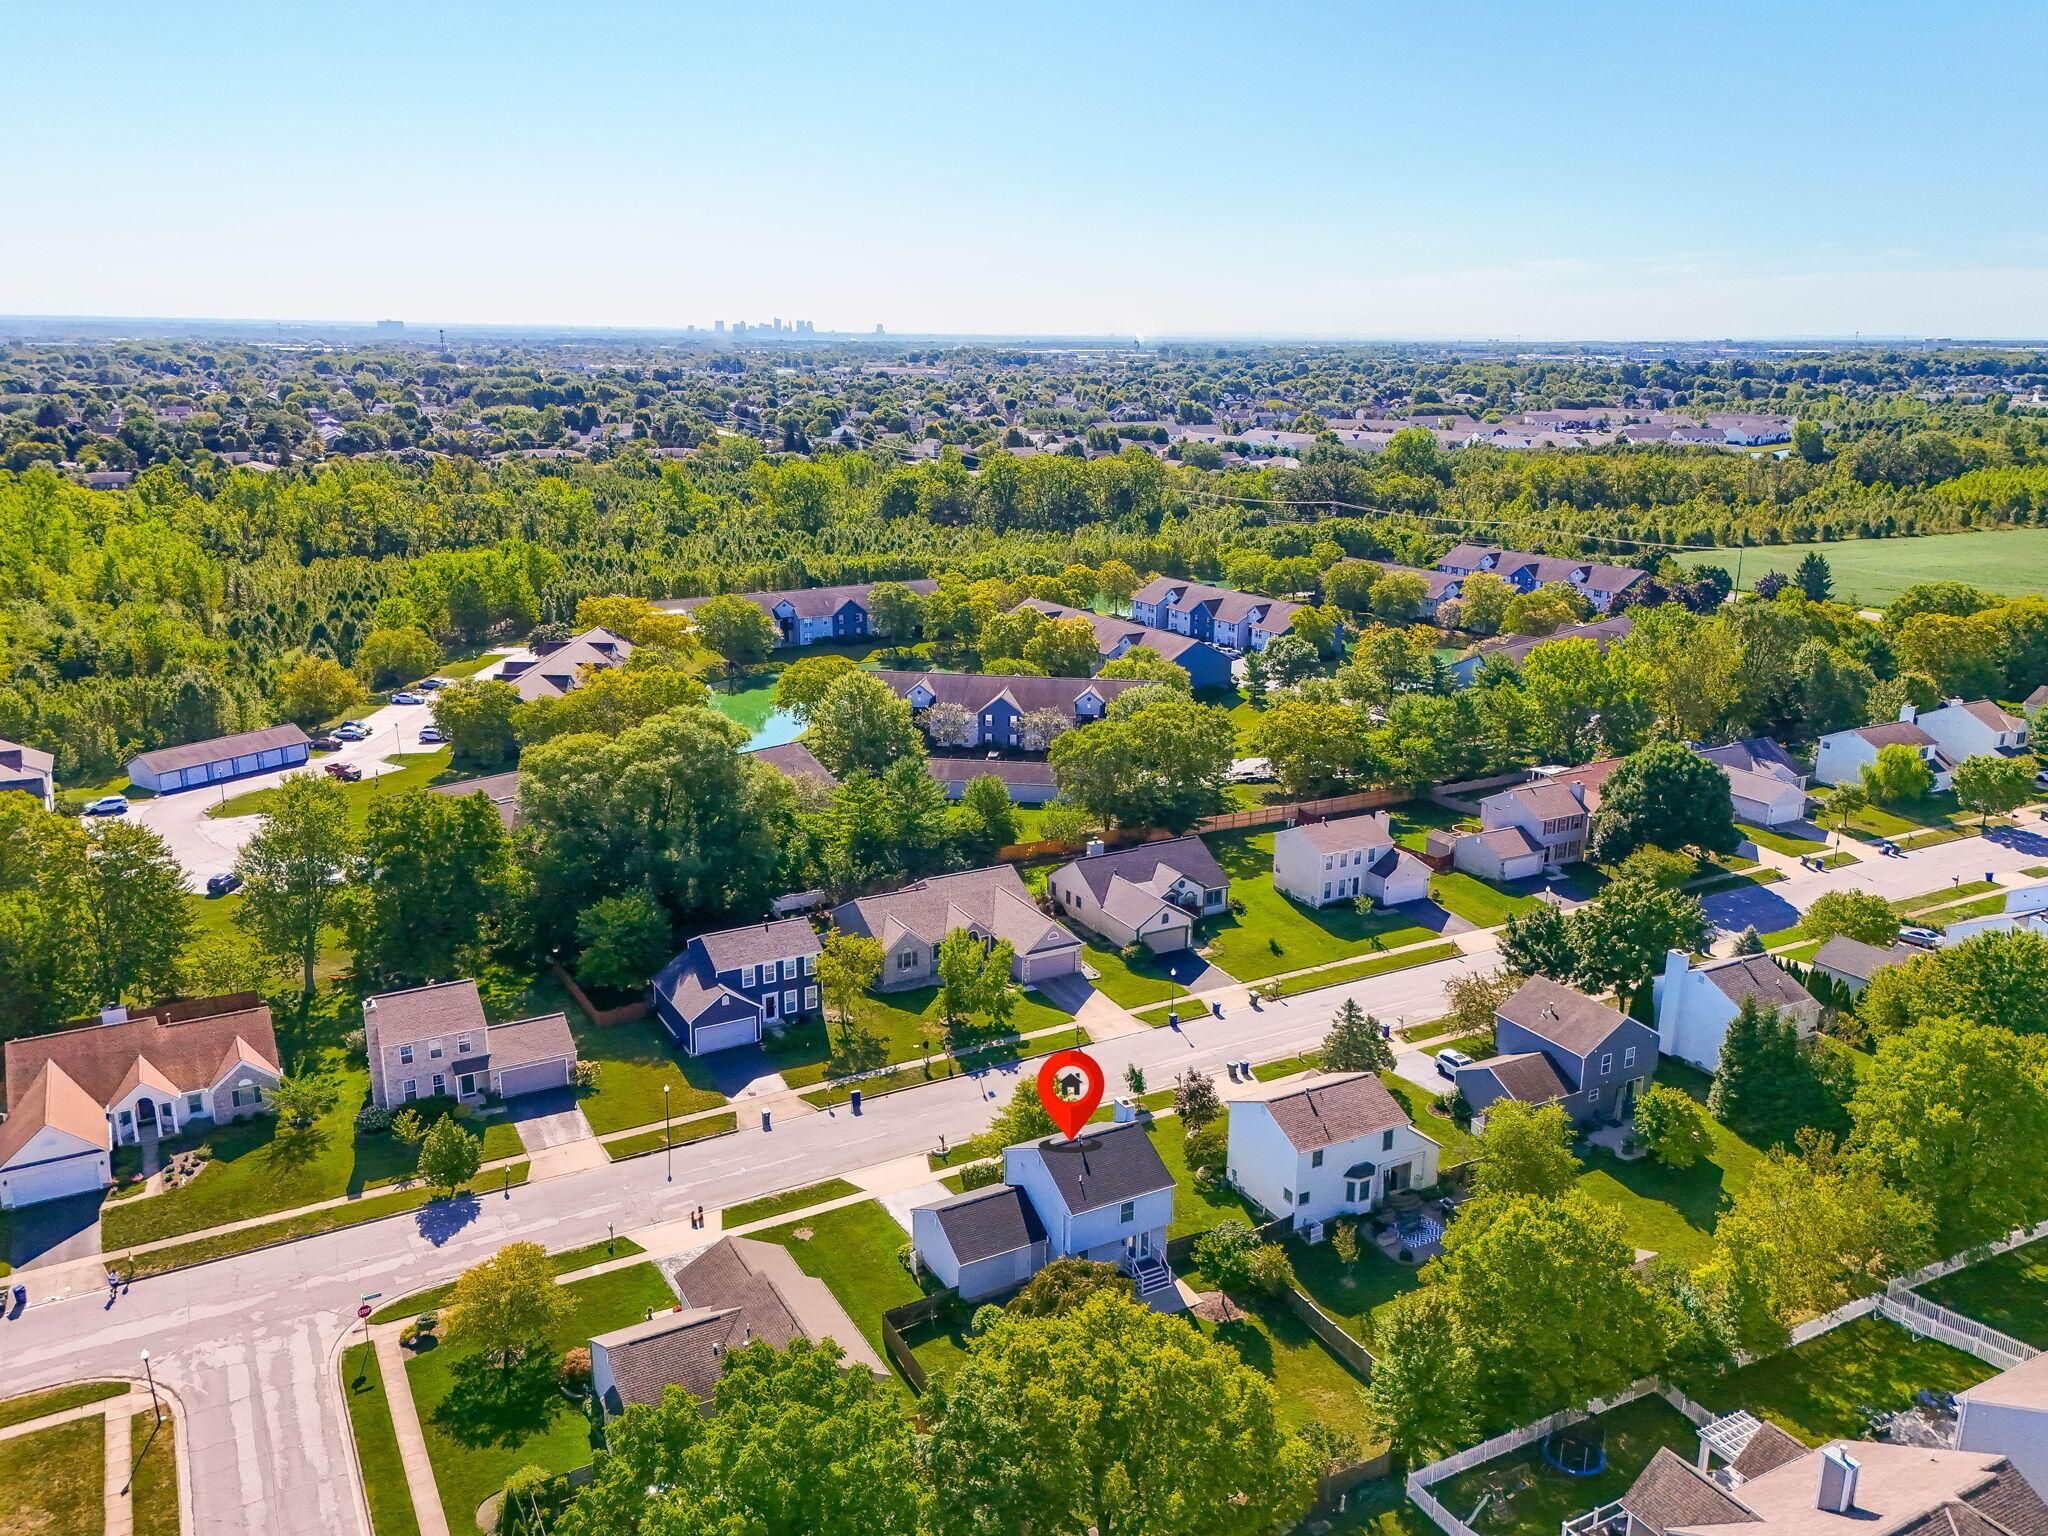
390,1107 -> 425,1145
343,1027 -> 367,1059
354,1103 -> 393,1134
1331,1219 -> 1360,1265
558,1347 -> 592,1393
572,1059 -> 599,1090
1244,1243 -> 1297,1298
956,1159 -> 1003,1190
1183,1121 -> 1227,1187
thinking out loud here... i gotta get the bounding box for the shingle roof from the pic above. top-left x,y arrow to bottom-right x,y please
1460,616 -> 1634,669
0,1061 -> 110,1166
926,756 -> 1058,792
362,981 -> 486,1052
485,1013 -> 577,1069
695,918 -> 820,976
661,579 -> 938,622
430,769 -> 522,827
1283,813 -> 1397,856
1494,779 -> 1589,822
1013,600 -> 1221,668
1057,836 -> 1226,903
1730,1422 -> 1810,1481
1015,1120 -> 1173,1214
926,1184 -> 1047,1264
1811,935 -> 1915,983
1465,1051 -> 1571,1105
833,865 -> 1079,958
1131,578 -> 1304,631
872,670 -> 1143,719
1951,700 -> 2025,733
129,723 -> 310,775
1697,737 -> 1804,784
1498,976 -> 1631,1057
0,738 -> 54,777
745,742 -> 837,785
1473,825 -> 1546,859
1235,1071 -> 1412,1152
499,627 -> 633,702
1703,955 -> 1815,1013
1854,720 -> 1939,751
1622,1447 -> 1758,1536
5,994 -> 281,1113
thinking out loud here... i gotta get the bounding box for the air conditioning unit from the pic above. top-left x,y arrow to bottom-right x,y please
1304,1222 -> 1326,1245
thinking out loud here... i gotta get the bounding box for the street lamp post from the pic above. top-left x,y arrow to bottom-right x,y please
140,1348 -> 160,1426
664,1083 -> 673,1183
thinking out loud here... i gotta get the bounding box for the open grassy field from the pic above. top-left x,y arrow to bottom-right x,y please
211,748 -> 462,824
0,1414 -> 107,1536
1680,529 -> 2048,606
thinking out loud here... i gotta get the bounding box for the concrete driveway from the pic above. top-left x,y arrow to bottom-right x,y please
5,1193 -> 104,1269
1394,1048 -> 1461,1095
502,1089 -> 594,1153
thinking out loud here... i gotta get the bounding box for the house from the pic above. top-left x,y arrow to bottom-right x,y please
127,723 -> 311,794
1940,887 -> 2048,946
661,579 -> 938,648
0,738 -> 54,810
1,994 -> 282,1208
1432,546 -> 1650,613
497,626 -> 634,703
1448,616 -> 1635,686
1334,559 -> 1465,619
1696,738 -> 1810,827
1456,976 -> 1657,1127
872,670 -> 1145,751
429,769 -> 522,828
650,918 -> 821,1056
1813,708 -> 1958,791
590,1237 -> 886,1417
1046,836 -> 1229,952
1225,1070 -> 1439,1231
1272,812 -> 1431,908
1128,577 -> 1306,652
360,979 -> 579,1110
913,1117 -> 1177,1302
1958,1350 -> 2048,1497
1652,950 -> 1822,1072
925,755 -> 1059,805
1436,824 -> 1549,882
2026,684 -> 2048,713
745,741 -> 838,790
1012,600 -> 1235,692
1706,413 -> 1796,446
831,864 -> 1082,990
1618,1433 -> 2048,1536
1475,765 -> 1617,868
1913,698 -> 2030,764
1810,934 -> 1917,995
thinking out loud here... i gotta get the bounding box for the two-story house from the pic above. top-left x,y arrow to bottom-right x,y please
1332,560 -> 1465,620
831,864 -> 1082,990
1695,737 -> 1810,827
1272,812 -> 1431,909
1011,600 -> 1235,691
1478,773 -> 1606,868
1651,950 -> 1822,1072
661,580 -> 939,648
1915,698 -> 2030,765
871,670 -> 1144,751
1813,710 -> 1958,791
362,980 -> 579,1111
1128,577 -> 1306,652
912,1114 -> 1176,1302
1433,545 -> 1650,613
1225,1070 -> 1440,1231
650,918 -> 822,1056
1456,975 -> 1658,1127
1046,836 -> 1229,953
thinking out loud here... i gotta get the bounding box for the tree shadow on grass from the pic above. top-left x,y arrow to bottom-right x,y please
1214,1312 -> 1277,1374
431,1351 -> 571,1450
415,1193 -> 481,1247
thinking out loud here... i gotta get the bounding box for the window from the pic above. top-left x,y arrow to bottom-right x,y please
1118,1201 -> 1135,1224
1623,1046 -> 1636,1067
1298,1190 -> 1311,1206
1599,1052 -> 1613,1075
403,1079 -> 418,1102
898,950 -> 917,972
1382,1129 -> 1395,1151
802,954 -> 815,975
398,1044 -> 414,1066
457,1037 -> 471,1054
782,960 -> 795,981
429,1042 -> 443,1060
1588,1084 -> 1601,1103
1345,1180 -> 1358,1202
804,986 -> 818,1010
1322,883 -> 1331,902
1311,1149 -> 1324,1168
432,1073 -> 445,1096
1323,855 -> 1333,870
1281,1188 -> 1293,1205
784,989 -> 797,1012
740,965 -> 756,988
187,1093 -> 204,1115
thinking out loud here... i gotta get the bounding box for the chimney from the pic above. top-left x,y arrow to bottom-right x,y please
1112,1097 -> 1137,1124
100,1004 -> 127,1026
1085,839 -> 1106,858
1898,702 -> 1917,724
1817,1446 -> 1859,1513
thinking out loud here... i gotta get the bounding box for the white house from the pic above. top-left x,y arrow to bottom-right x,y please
1225,1070 -> 1439,1232
1813,709 -> 1957,791
1958,1350 -> 2048,1497
1941,886 -> 2048,946
910,1184 -> 1050,1301
1046,837 -> 1229,953
1915,699 -> 2030,765
1272,813 -> 1432,909
1651,950 -> 1822,1072
1695,738 -> 1809,827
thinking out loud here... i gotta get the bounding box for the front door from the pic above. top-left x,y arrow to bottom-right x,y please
762,991 -> 779,1023
1384,1162 -> 1411,1194
136,1098 -> 156,1129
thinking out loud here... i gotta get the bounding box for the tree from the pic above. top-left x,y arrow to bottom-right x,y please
1259,633 -> 1320,685
353,625 -> 440,690
445,1241 -> 573,1374
1568,876 -> 1708,1010
1470,1101 -> 1580,1200
0,797 -> 95,1030
1862,741 -> 1933,804
922,1290 -> 1316,1536
269,1073 -> 329,1130
416,1115 -> 483,1195
1792,419 -> 1827,463
572,595 -> 698,651
1502,582 -> 1588,637
1050,691 -> 1233,832
1441,969 -> 1517,1039
1370,570 -> 1431,625
431,677 -> 520,768
770,654 -> 859,721
575,891 -> 672,994
866,580 -> 926,639
1857,930 -> 2048,1040
1588,739 -> 1740,864
1822,782 -> 1868,833
918,699 -> 976,749
1024,615 -> 1103,678
1802,889 -> 1900,946
807,672 -> 921,777
179,929 -> 276,997
512,661 -> 709,746
957,775 -> 1017,851
234,772 -> 356,994
1322,999 -> 1393,1074
1094,560 -> 1142,615
1457,570 -> 1514,635
350,788 -> 518,984
688,594 -> 778,680
1252,698 -> 1364,795
1499,901 -> 1579,983
1194,1219 -> 1297,1297
1794,552 -> 1834,602
1709,997 -> 1850,1147
79,820 -> 190,1007
816,929 -> 883,1051
1170,1066 -> 1222,1130
988,1078 -> 1057,1148
1363,1288 -> 1480,1465
1955,752 -> 2037,828
1849,1016 -> 2048,1253
1098,646 -> 1189,689
272,653 -> 365,727
935,929 -> 1014,1037
1632,1083 -> 1712,1167
1325,561 -> 1377,614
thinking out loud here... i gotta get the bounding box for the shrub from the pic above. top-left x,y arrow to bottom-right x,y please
1331,1219 -> 1360,1265
1183,1121 -> 1227,1187
1244,1243 -> 1297,1298
572,1059 -> 599,1090
343,1027 -> 367,1059
558,1346 -> 592,1393
354,1103 -> 393,1134
390,1107 -> 426,1145
956,1159 -> 1003,1190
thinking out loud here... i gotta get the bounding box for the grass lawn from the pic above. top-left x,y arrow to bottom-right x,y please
1389,801 -> 1471,852
1682,1313 -> 1995,1445
1319,1479 -> 1445,1536
411,1263 -> 678,1533
767,985 -> 1077,1091
726,1178 -> 862,1228
1381,1072 -> 1478,1167
101,1057 -> 522,1249
185,890 -> 352,982
1183,1277 -> 1380,1447
1921,1239 -> 2048,1348
1144,1113 -> 1262,1237
0,1414 -> 105,1536
1077,935 -> 1198,1012
1428,872 -> 1541,929
1432,1394 -> 1698,1536
212,748 -> 462,825
1287,1233 -> 1421,1347
1739,821 -> 1828,856
755,1200 -> 925,1362
130,1410 -> 180,1536
603,1112 -> 739,1162
902,1308 -> 978,1391
343,1343 -> 423,1536
557,1011 -> 726,1135
1679,529 -> 2048,606
1198,833 -> 1437,981
798,1023 -> 1092,1110
370,1237 -> 646,1325
1570,1064 -> 1763,1266
0,1380 -> 126,1431
1894,880 -> 2001,915
1841,793 -> 1977,843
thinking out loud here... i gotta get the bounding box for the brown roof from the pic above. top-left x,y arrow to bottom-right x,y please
430,770 -> 522,827
833,864 -> 1079,959
1236,1071 -> 1413,1152
1676,1445 -> 2048,1536
1623,1447 -> 1759,1536
1854,721 -> 1939,751
1494,779 -> 1589,823
1704,956 -> 1815,1013
362,980 -> 486,1052
926,756 -> 1058,791
1731,1422 -> 1811,1481
746,742 -> 837,785
1057,835 -> 1227,904
1467,1051 -> 1571,1105
484,1013 -> 577,1070
1284,813 -> 1397,856
873,670 -> 1145,718
4,995 -> 280,1113
1497,975 -> 1631,1056
129,724 -> 310,776
0,1062 -> 110,1166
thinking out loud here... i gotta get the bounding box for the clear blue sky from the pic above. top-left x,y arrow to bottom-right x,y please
6,0 -> 2046,338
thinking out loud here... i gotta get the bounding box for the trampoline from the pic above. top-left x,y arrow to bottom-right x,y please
1540,1426 -> 1607,1477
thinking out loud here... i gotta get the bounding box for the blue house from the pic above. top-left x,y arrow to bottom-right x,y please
650,918 -> 822,1056
1011,600 -> 1235,693
664,580 -> 938,649
1456,975 -> 1657,1127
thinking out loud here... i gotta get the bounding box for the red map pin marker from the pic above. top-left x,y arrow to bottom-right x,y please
1036,1048 -> 1106,1141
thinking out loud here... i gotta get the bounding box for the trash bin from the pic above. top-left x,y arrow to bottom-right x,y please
760,1108 -> 772,1132
849,1089 -> 863,1115
1167,1009 -> 1179,1030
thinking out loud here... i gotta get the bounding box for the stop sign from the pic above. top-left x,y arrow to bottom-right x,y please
357,1304 -> 372,1320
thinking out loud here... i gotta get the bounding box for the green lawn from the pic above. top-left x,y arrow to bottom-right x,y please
1681,1313 -> 1995,1445
1131,939 -> 1462,1022
1319,1479 -> 1444,1536
902,1306 -> 978,1391
185,890 -> 352,982
603,1112 -> 739,1162
755,1200 -> 927,1362
370,1237 -> 646,1324
1893,880 -> 2001,915
343,1343 -> 423,1536
212,748 -> 462,825
1921,1239 -> 2048,1348
1740,821 -> 1828,856
558,1011 -> 727,1135
1388,801 -> 1471,852
1380,1072 -> 1478,1167
797,1023 -> 1092,1110
1145,1114 -> 1262,1237
1431,1395 -> 1699,1536
1428,872 -> 1541,929
1198,833 -> 1437,980
101,1054 -> 522,1249
130,1410 -> 180,1536
0,1381 -> 127,1431
1287,1232 -> 1422,1348
726,1178 -> 862,1228
1841,793 -> 1979,844
1078,935 -> 1198,1011
411,1262 -> 678,1533
1680,529 -> 2048,606
1183,1277 -> 1380,1447
767,984 -> 1077,1091
0,1414 -> 106,1536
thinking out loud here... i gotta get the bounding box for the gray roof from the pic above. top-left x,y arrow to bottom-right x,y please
1473,825 -> 1546,859
0,739 -> 54,777
363,980 -> 486,1050
498,626 -> 633,703
1696,737 -> 1803,783
1057,835 -> 1226,903
1729,1422 -> 1809,1481
130,723 -> 310,775
1016,1120 -> 1173,1214
1464,1051 -> 1570,1105
1703,955 -> 1814,1013
485,1012 -> 577,1069
833,865 -> 1079,958
873,670 -> 1144,718
1130,577 -> 1303,630
1242,1071 -> 1412,1153
1497,976 -> 1631,1057
1284,814 -> 1397,856
926,756 -> 1057,791
1012,599 -> 1221,667
431,769 -> 522,827
1812,934 -> 1916,982
926,1184 -> 1046,1264
1492,779 -> 1588,822
746,742 -> 837,785
695,918 -> 820,976
662,579 -> 937,622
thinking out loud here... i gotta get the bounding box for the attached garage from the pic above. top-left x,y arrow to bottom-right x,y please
1,1147 -> 109,1209
690,1015 -> 761,1055
1019,947 -> 1082,982
0,1062 -> 115,1210
481,1012 -> 580,1100
494,1059 -> 572,1099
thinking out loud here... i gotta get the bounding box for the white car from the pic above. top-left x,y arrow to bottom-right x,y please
418,677 -> 450,691
417,725 -> 446,745
1434,1048 -> 1473,1080
84,794 -> 130,816
390,691 -> 426,706
334,722 -> 371,742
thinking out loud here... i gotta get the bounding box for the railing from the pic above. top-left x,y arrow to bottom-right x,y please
1562,1498 -> 1630,1536
1880,1287 -> 2036,1370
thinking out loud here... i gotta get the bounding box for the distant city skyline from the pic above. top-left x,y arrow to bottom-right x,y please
4,0 -> 2046,339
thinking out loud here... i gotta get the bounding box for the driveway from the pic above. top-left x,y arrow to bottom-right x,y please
1394,1049 -> 1460,1095
5,1192 -> 104,1270
502,1089 -> 594,1153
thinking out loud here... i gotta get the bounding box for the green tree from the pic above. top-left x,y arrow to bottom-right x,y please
1050,691 -> 1233,832
1024,615 -> 1103,678
956,775 -> 1018,855
1008,1258 -> 1130,1318
1441,969 -> 1517,1039
0,798 -> 95,1029
923,1290 -> 1316,1536
416,1115 -> 483,1195
1856,930 -> 2048,1039
1802,889 -> 1900,946
815,929 -> 883,1052
935,929 -> 1014,1037
1708,997 -> 1850,1147
1502,582 -> 1588,637
430,677 -> 520,767
1321,999 -> 1393,1074
1861,741 -> 1933,804
351,788 -> 517,984
1363,1288 -> 1480,1465
1174,1067 -> 1221,1131
1792,419 -> 1827,463
988,1078 -> 1058,1148
1794,552 -> 1833,602
771,653 -> 861,721
866,580 -> 927,639
807,672 -> 922,777
574,890 -> 673,994
511,662 -> 708,745
1252,698 -> 1365,795
1457,570 -> 1514,636
1097,647 -> 1189,689
1094,560 -> 1142,615
444,1241 -> 571,1373
1588,739 -> 1740,863
80,820 -> 190,1007
1568,876 -> 1708,1009
269,1073 -> 330,1129
689,593 -> 779,681
1822,782 -> 1868,833
1499,901 -> 1579,983
1632,1083 -> 1713,1167
1954,752 -> 2037,828
234,772 -> 356,995
1470,1100 -> 1580,1200
1369,570 -> 1431,624
352,626 -> 439,690
272,653 -> 365,727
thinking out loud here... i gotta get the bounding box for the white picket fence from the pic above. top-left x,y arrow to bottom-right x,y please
1881,1287 -> 2036,1371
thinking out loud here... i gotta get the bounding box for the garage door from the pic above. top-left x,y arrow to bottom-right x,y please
494,1060 -> 570,1099
2,1151 -> 107,1208
1021,949 -> 1079,981
691,1017 -> 760,1055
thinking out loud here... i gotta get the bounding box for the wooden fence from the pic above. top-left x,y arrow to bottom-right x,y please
1195,788 -> 1406,835
550,962 -> 649,1027
1280,1284 -> 1377,1378
879,1291 -> 953,1396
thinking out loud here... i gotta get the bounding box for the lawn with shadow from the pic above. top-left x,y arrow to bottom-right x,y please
1197,832 -> 1437,981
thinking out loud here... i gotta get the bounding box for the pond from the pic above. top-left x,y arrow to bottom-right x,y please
745,707 -> 803,749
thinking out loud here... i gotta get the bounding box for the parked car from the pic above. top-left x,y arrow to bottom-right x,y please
206,872 -> 242,897
84,794 -> 129,816
1898,925 -> 1940,948
418,677 -> 449,691
334,722 -> 371,741
1434,1048 -> 1472,1080
323,762 -> 363,783
417,725 -> 446,744
391,691 -> 425,706
310,734 -> 343,752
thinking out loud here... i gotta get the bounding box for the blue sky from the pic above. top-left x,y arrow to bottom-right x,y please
6,0 -> 2046,338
